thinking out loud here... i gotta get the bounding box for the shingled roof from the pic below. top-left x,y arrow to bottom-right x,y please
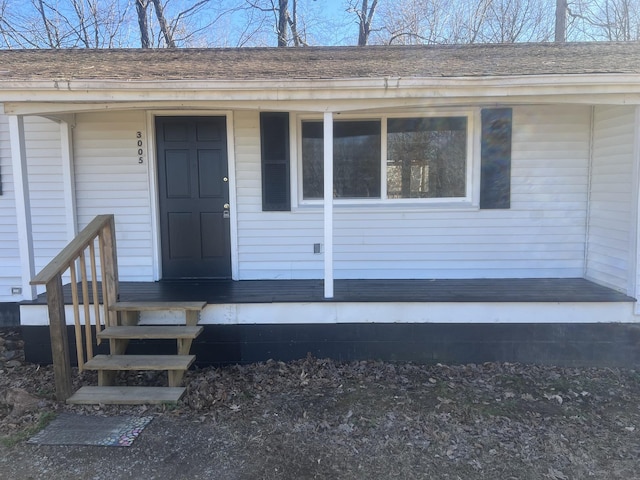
0,42 -> 639,82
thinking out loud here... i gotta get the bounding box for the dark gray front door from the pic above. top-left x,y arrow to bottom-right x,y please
156,116 -> 231,279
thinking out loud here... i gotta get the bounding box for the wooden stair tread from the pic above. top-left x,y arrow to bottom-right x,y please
97,325 -> 203,340
67,386 -> 186,405
109,301 -> 206,312
84,354 -> 195,371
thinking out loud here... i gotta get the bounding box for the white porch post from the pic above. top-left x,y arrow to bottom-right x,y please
9,115 -> 37,300
59,116 -> 77,241
323,112 -> 334,299
633,106 -> 640,315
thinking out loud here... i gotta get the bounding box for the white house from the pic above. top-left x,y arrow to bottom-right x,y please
1,43 -> 640,368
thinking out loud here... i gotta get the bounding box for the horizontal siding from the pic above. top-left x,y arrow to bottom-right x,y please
236,106 -> 591,280
235,110 -> 323,279
23,116 -> 67,281
0,113 -> 22,301
74,111 -> 152,280
586,106 -> 636,293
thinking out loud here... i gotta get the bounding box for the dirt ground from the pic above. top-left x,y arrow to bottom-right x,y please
2,327 -> 640,480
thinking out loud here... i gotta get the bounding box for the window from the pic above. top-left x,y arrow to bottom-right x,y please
387,117 -> 467,199
300,115 -> 469,202
302,120 -> 381,199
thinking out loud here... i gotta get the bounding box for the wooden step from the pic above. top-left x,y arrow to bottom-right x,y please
109,301 -> 206,312
97,325 -> 203,340
67,386 -> 186,405
84,354 -> 195,371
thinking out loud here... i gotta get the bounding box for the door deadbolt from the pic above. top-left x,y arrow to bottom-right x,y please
223,177 -> 228,182
224,203 -> 230,209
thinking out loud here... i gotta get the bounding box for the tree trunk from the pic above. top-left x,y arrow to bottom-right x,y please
357,0 -> 378,46
151,0 -> 177,47
36,0 -> 57,47
136,0 -> 150,48
277,0 -> 288,47
288,0 -> 306,46
555,0 -> 566,42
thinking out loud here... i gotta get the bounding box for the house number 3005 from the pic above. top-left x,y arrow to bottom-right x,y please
136,131 -> 144,164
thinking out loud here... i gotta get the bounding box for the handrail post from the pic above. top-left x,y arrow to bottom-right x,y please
101,215 -> 119,327
46,275 -> 73,401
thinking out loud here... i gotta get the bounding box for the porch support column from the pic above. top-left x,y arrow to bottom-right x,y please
43,114 -> 77,241
59,116 -> 77,241
633,106 -> 640,315
323,112 -> 334,299
9,115 -> 37,300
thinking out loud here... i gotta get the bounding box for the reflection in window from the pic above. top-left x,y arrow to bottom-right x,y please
302,120 -> 381,199
387,117 -> 467,199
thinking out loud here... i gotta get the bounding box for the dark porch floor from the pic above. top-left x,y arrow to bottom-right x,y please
25,278 -> 635,305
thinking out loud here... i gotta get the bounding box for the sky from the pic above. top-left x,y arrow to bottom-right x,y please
1,0 -> 365,49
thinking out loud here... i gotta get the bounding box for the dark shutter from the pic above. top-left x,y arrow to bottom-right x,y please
260,112 -> 290,211
480,108 -> 512,209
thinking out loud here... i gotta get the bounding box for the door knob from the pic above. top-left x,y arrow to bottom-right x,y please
223,177 -> 228,182
224,203 -> 230,209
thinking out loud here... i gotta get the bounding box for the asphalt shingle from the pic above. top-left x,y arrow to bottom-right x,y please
0,42 -> 639,82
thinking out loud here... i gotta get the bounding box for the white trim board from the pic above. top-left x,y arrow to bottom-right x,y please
20,301 -> 638,327
9,115 -> 36,300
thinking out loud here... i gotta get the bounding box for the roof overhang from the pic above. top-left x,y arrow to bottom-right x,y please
2,74 -> 640,116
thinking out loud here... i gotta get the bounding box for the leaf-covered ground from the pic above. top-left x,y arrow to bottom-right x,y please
1,327 -> 640,479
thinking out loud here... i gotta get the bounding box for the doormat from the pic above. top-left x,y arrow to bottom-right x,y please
28,413 -> 154,447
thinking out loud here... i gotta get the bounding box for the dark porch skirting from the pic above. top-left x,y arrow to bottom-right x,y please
0,302 -> 19,327
20,278 -> 639,368
20,322 -> 640,368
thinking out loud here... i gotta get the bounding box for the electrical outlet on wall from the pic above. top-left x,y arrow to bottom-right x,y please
313,243 -> 323,254
11,287 -> 22,295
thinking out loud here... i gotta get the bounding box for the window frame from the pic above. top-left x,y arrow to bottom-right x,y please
293,109 -> 478,209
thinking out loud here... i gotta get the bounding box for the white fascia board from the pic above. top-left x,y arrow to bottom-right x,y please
1,74 -> 640,104
5,93 -> 640,117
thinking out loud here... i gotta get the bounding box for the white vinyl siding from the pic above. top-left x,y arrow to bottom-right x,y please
23,116 -> 67,281
74,111 -> 153,280
236,105 -> 591,280
586,106 -> 637,293
235,110 -> 323,279
0,114 -> 22,301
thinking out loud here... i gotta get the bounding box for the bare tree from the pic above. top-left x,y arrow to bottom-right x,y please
150,0 -> 177,47
378,0 -> 554,45
2,0 -> 640,49
347,0 -> 379,45
0,0 -> 130,48
568,0 -> 640,41
244,0 -> 307,46
378,0 -> 455,45
483,0 -> 553,43
135,0 -> 242,48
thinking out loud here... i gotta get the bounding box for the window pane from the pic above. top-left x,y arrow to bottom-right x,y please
302,122 -> 324,199
302,120 -> 381,199
387,117 -> 467,199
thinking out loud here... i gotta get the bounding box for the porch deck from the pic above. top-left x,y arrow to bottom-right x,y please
25,277 -> 635,305
21,278 -> 640,368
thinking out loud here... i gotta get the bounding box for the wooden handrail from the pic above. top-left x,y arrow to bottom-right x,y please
31,215 -> 114,285
30,214 -> 119,402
